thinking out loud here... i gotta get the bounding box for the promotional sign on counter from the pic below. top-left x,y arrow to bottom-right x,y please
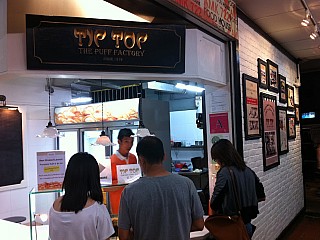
116,164 -> 141,184
36,151 -> 65,191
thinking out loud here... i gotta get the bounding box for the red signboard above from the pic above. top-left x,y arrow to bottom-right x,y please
168,0 -> 238,39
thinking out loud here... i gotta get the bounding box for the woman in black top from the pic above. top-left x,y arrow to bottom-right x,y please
210,139 -> 265,238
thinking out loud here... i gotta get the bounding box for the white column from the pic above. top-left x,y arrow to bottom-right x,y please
0,0 -> 7,73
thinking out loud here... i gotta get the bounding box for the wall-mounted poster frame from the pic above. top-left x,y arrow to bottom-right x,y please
287,84 -> 295,111
288,114 -> 296,139
261,93 -> 279,171
242,74 -> 261,140
295,104 -> 300,124
278,74 -> 287,104
277,106 -> 289,155
267,59 -> 279,93
257,58 -> 267,89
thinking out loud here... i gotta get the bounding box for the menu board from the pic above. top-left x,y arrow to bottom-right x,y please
54,98 -> 139,125
0,109 -> 23,188
37,151 -> 65,191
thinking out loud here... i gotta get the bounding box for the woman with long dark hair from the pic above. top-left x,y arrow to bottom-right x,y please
210,139 -> 265,238
49,152 -> 114,240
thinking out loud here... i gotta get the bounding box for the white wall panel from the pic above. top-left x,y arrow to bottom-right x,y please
238,18 -> 304,240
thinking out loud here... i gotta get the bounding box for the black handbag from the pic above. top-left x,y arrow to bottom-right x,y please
204,168 -> 250,240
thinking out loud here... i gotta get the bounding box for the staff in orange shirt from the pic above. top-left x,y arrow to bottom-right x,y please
110,128 -> 137,215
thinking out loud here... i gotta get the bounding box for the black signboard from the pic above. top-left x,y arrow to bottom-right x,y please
0,109 -> 23,187
26,14 -> 185,73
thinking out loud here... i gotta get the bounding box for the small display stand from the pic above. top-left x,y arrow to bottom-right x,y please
29,187 -> 63,240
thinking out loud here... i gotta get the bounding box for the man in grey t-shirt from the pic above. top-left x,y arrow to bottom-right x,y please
118,136 -> 204,240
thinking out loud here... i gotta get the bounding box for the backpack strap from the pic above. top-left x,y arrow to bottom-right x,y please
227,167 -> 241,215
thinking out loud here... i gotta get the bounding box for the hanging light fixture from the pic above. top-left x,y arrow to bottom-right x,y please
95,80 -> 115,146
301,9 -> 310,26
135,120 -> 155,138
133,85 -> 154,138
37,79 -> 59,138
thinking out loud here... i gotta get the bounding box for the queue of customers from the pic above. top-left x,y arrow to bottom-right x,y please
48,131 -> 265,240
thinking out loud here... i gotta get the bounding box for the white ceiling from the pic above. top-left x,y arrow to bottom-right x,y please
106,0 -> 320,71
234,0 -> 320,64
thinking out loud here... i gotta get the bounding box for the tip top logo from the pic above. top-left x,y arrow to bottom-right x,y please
73,28 -> 148,58
74,28 -> 148,49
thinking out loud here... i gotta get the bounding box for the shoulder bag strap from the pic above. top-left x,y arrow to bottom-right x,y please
227,167 -> 241,214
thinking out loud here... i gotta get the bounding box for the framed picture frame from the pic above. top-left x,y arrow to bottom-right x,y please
267,59 -> 279,93
287,114 -> 296,139
258,58 -> 268,89
278,74 -> 287,104
277,106 -> 289,155
287,84 -> 295,111
242,74 -> 261,140
295,104 -> 300,124
261,93 -> 280,171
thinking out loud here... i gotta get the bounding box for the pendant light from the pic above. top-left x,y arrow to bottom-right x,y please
135,120 -> 154,138
37,79 -> 59,138
134,85 -> 154,138
95,80 -> 115,146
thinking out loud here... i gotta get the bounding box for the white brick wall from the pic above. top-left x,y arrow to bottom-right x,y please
238,19 -> 304,240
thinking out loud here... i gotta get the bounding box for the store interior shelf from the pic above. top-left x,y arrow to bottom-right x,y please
171,146 -> 204,150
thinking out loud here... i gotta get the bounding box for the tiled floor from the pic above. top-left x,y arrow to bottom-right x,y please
278,173 -> 320,240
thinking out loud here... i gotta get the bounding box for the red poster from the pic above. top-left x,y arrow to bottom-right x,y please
209,113 -> 229,134
168,0 -> 238,39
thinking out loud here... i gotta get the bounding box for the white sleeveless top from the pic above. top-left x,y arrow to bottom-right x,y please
49,201 -> 114,240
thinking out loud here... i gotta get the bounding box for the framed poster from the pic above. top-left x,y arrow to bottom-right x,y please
261,93 -> 279,171
277,106 -> 289,155
267,59 -> 279,93
295,104 -> 300,124
257,58 -> 267,89
287,84 -> 295,111
278,74 -> 287,104
242,74 -> 261,139
288,114 -> 296,139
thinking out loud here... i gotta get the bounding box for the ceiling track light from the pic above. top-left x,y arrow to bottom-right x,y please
301,9 -> 310,26
310,26 -> 318,40
300,0 -> 320,42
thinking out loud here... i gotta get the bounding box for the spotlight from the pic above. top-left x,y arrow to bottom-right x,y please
310,32 -> 317,40
301,18 -> 309,27
310,26 -> 318,40
301,10 -> 310,27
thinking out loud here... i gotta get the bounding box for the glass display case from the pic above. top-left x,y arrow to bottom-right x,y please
28,185 -> 123,240
29,187 -> 63,240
